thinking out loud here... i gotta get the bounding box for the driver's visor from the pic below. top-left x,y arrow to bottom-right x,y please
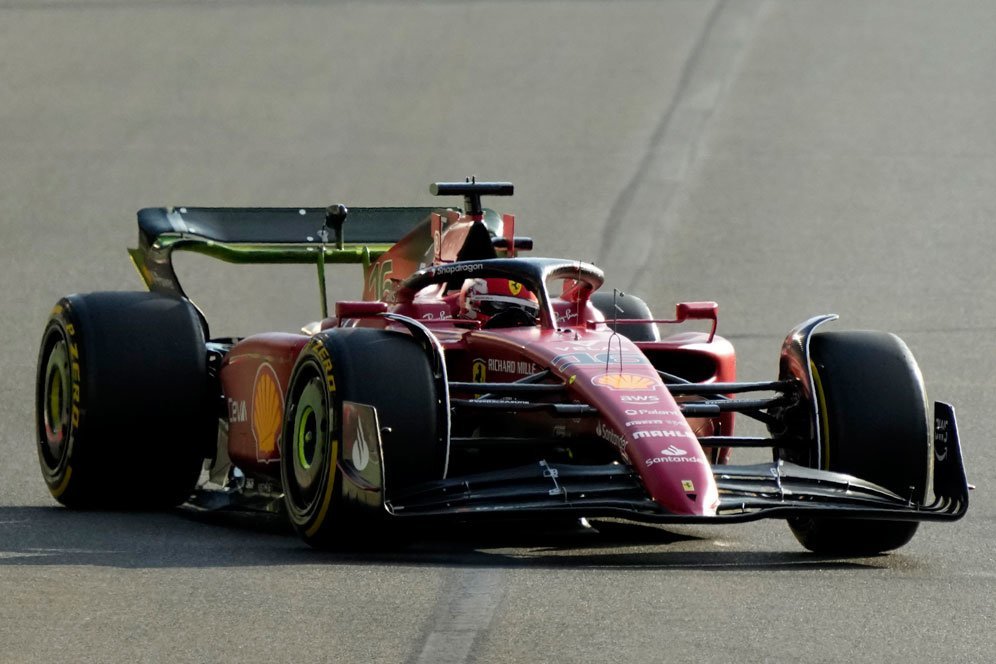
472,295 -> 540,318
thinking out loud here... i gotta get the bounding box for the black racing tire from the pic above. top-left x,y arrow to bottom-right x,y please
590,291 -> 660,342
35,292 -> 212,509
280,328 -> 442,548
787,331 -> 931,555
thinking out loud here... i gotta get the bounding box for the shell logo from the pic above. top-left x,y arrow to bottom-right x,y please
252,363 -> 284,460
591,373 -> 655,391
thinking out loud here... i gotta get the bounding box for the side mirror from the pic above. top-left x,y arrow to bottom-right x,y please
335,301 -> 389,319
674,301 -> 718,341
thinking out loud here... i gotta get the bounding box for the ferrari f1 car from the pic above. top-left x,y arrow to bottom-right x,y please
35,180 -> 969,553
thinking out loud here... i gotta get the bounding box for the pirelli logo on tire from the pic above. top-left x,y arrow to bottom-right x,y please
311,340 -> 337,394
59,302 -> 83,436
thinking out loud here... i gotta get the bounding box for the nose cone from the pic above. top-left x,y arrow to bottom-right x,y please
636,443 -> 719,516
538,330 -> 720,516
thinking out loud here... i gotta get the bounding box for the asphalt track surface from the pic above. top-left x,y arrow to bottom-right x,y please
1,1 -> 994,662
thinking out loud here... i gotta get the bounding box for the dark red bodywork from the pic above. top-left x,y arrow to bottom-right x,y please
219,209 -> 736,517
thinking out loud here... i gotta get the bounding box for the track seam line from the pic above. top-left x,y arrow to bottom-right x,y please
597,0 -> 726,258
409,568 -> 506,664
597,0 -> 767,292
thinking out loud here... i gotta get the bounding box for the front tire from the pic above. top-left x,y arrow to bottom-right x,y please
281,328 -> 442,548
787,331 -> 930,554
35,292 -> 212,509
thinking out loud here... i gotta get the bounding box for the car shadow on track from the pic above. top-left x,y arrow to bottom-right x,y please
0,505 -> 894,572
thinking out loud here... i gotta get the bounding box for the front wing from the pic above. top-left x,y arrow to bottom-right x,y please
382,402 -> 969,525
190,403 -> 968,526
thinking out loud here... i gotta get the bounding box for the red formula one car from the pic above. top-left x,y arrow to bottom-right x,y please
35,181 -> 969,553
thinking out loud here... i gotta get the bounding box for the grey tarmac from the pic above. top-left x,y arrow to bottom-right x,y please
1,1 -> 993,662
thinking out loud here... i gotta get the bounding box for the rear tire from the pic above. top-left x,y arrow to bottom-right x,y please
280,328 -> 442,548
590,290 -> 659,342
787,331 -> 930,554
35,292 -> 212,509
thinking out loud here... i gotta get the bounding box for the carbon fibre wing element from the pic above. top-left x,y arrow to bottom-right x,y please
383,403 -> 968,524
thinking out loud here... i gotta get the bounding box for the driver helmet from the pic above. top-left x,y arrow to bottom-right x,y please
459,278 -> 539,322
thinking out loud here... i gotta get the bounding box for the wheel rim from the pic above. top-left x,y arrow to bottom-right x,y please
289,371 -> 331,504
40,335 -> 71,467
297,405 -> 317,471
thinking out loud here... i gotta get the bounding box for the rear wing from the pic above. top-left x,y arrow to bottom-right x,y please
128,205 -> 442,300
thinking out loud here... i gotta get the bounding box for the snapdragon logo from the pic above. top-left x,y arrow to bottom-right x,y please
434,262 -> 484,275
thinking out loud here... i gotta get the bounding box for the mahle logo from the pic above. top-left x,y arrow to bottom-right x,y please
633,430 -> 690,440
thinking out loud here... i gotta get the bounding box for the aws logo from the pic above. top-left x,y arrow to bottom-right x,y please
620,395 -> 660,403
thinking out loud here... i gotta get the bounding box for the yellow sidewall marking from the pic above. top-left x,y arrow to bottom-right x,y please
304,438 -> 339,538
810,360 -> 831,469
50,465 -> 73,498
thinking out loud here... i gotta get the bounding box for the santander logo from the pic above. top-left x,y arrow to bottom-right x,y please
644,444 -> 702,467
